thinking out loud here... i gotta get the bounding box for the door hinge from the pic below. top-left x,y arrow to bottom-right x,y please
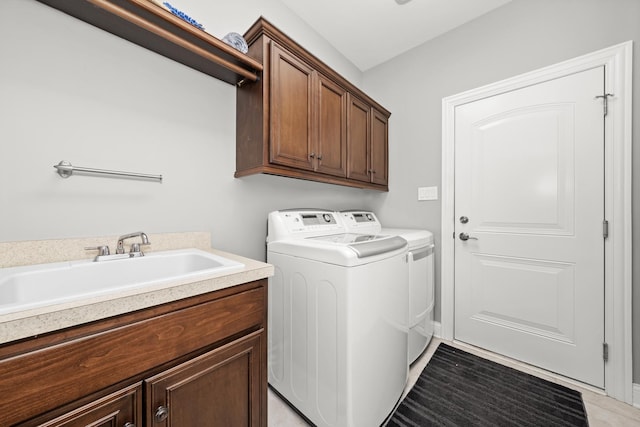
595,93 -> 614,116
603,342 -> 609,362
603,219 -> 609,239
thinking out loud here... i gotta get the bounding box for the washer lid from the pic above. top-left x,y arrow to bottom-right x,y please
309,234 -> 407,258
380,228 -> 434,248
268,234 -> 408,266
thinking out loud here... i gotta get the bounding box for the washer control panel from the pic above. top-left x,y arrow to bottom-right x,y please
301,212 -> 337,226
352,212 -> 376,223
268,210 -> 345,241
339,211 -> 382,234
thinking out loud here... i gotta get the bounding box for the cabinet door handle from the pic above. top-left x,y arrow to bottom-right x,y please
309,152 -> 316,159
317,154 -> 323,160
124,423 -> 136,427
155,405 -> 169,422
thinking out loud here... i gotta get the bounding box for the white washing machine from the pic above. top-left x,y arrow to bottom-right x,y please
267,210 -> 409,427
339,211 -> 435,364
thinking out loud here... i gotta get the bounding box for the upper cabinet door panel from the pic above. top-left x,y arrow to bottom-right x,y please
270,42 -> 315,171
370,109 -> 389,186
317,75 -> 347,177
346,95 -> 371,183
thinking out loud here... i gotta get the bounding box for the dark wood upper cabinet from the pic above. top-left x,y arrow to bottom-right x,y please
35,0 -> 262,85
347,94 -> 371,183
235,17 -> 390,191
371,108 -> 390,186
270,42 -> 315,171
270,43 -> 348,178
317,75 -> 348,178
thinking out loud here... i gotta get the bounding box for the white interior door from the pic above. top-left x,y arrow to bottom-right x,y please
454,66 -> 605,388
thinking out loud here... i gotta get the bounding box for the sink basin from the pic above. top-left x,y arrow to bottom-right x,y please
0,249 -> 244,316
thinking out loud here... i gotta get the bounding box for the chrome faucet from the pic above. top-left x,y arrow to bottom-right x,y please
116,231 -> 150,256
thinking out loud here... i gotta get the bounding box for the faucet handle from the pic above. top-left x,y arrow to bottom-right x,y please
85,245 -> 110,256
130,242 -> 143,254
129,240 -> 151,255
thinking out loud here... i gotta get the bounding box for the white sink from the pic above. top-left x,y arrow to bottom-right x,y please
0,249 -> 244,315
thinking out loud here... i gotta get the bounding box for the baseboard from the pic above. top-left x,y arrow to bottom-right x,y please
433,321 -> 442,339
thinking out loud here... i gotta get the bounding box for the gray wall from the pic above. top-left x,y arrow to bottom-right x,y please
363,0 -> 640,384
1,0 -> 637,384
0,0 -> 374,262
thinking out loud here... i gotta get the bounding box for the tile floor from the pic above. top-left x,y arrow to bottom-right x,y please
268,338 -> 640,426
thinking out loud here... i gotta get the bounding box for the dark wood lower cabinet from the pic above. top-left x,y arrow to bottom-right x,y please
28,383 -> 143,427
146,331 -> 263,427
3,279 -> 267,427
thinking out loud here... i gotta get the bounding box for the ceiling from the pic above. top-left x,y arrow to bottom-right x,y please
279,0 -> 512,71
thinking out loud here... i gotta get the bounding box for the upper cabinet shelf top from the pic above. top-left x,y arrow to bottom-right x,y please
36,0 -> 263,86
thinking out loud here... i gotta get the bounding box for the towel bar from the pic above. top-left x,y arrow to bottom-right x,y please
53,160 -> 163,183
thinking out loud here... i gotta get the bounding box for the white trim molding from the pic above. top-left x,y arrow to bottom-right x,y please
441,41 -> 633,403
433,321 -> 442,339
634,383 -> 640,409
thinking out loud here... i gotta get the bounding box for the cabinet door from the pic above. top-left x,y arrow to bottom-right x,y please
145,330 -> 264,427
316,75 -> 347,177
370,108 -> 389,186
346,94 -> 371,182
22,383 -> 142,427
270,42 -> 315,171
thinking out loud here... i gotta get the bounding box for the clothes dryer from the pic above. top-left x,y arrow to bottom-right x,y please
339,211 -> 435,364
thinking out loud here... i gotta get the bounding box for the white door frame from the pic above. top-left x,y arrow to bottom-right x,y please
441,41 -> 633,402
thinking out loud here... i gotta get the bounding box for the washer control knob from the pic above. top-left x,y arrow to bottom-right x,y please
322,214 -> 332,222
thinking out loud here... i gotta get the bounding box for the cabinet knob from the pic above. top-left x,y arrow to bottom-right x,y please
155,405 -> 169,422
309,152 -> 316,159
124,423 -> 136,427
317,154 -> 323,160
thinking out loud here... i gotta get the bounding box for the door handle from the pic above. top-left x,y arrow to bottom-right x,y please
459,232 -> 478,241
